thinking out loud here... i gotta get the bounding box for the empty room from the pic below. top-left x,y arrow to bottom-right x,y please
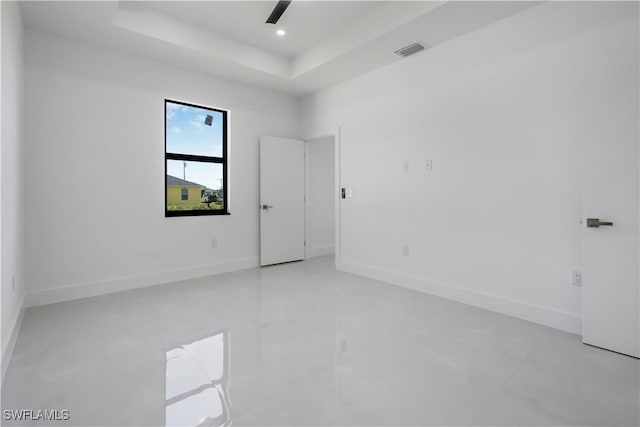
1,1 -> 639,426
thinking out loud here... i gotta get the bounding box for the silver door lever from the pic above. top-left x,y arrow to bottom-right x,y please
586,218 -> 614,228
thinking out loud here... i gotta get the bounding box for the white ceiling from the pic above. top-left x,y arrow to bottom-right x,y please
19,1 -> 541,97
140,1 -> 383,58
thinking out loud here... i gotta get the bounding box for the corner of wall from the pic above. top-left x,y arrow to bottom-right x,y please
1,0 -> 26,383
1,293 -> 25,383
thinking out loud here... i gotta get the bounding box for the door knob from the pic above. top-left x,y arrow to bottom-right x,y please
586,218 -> 614,228
261,204 -> 273,210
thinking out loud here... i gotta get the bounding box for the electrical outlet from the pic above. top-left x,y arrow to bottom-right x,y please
571,270 -> 582,287
403,161 -> 410,173
403,245 -> 410,256
425,159 -> 433,171
210,238 -> 217,248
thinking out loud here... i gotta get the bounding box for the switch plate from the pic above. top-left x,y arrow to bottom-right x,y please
345,188 -> 353,198
425,159 -> 433,171
571,270 -> 582,287
211,238 -> 217,248
403,161 -> 410,173
403,245 -> 410,256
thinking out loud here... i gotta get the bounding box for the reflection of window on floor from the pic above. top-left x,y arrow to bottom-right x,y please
165,332 -> 230,427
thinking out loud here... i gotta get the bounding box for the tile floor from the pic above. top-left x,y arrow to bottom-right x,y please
2,256 -> 639,426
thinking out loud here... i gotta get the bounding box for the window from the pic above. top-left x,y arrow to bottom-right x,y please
165,100 -> 228,216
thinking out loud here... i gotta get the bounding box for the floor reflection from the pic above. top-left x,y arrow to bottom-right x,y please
165,332 -> 231,427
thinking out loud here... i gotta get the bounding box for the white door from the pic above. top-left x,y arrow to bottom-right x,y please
581,50 -> 639,357
260,136 -> 305,266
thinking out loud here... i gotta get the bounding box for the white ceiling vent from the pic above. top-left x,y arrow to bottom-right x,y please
394,42 -> 426,58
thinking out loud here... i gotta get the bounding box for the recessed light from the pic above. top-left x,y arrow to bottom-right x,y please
276,29 -> 286,36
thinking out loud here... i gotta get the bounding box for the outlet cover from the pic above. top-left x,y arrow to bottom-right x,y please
425,159 -> 433,171
571,270 -> 582,287
403,245 -> 410,256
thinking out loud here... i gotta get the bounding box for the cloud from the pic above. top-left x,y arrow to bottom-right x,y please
166,103 -> 180,120
188,120 -> 204,130
171,126 -> 182,134
189,114 -> 207,132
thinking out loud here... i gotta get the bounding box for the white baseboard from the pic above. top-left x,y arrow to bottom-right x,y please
2,293 -> 26,384
25,257 -> 259,308
306,245 -> 335,258
337,260 -> 582,335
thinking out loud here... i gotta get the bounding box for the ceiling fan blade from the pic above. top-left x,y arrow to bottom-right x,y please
266,1 -> 291,24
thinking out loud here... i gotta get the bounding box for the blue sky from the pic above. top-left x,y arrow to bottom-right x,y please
166,102 -> 224,190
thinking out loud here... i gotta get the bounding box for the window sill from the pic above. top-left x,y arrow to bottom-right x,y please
165,211 -> 230,217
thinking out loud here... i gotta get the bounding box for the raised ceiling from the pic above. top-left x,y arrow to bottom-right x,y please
19,1 -> 541,96
140,1 -> 383,58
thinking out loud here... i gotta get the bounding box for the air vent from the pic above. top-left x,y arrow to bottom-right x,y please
394,42 -> 426,57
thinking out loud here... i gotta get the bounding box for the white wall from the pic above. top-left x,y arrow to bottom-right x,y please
301,2 -> 639,333
1,0 -> 25,378
305,136 -> 334,257
23,31 -> 300,306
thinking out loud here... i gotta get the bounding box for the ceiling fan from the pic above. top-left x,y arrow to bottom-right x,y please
265,0 -> 292,24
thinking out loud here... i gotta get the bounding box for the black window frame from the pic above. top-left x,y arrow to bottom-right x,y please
164,99 -> 229,217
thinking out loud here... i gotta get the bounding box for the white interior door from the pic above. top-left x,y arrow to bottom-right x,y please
580,55 -> 639,357
260,136 -> 305,266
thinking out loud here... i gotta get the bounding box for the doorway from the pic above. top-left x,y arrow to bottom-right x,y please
259,133 -> 339,267
304,136 -> 336,259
